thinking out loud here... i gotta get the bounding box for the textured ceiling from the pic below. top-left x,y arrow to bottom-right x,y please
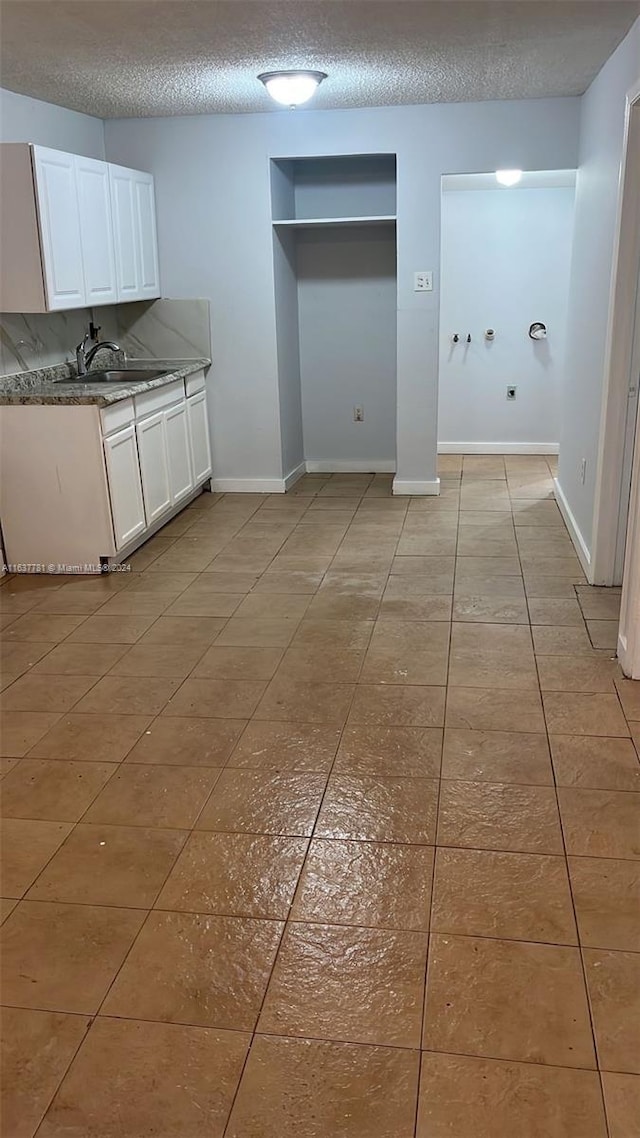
1,1 -> 639,119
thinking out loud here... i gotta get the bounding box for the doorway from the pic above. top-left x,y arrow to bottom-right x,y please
437,170 -> 576,455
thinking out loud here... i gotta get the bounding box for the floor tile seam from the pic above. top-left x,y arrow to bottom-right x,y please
17,778 -> 194,904
88,823 -> 206,1025
0,670 -> 114,716
234,625 -> 369,1099
214,492 -> 383,1131
23,1005 -> 94,1138
248,502 -> 406,1065
527,570 -> 611,1121
101,641 -> 214,682
418,492 -> 458,1071
142,635 -> 261,714
15,829 -> 637,860
0,995 -> 633,1079
4,895 -> 298,923
250,1028 -> 603,1068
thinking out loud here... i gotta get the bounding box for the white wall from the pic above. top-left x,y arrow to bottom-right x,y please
0,87 -> 105,158
104,98 -> 580,488
558,19 -> 640,554
439,184 -> 575,451
272,228 -> 304,479
297,225 -> 397,467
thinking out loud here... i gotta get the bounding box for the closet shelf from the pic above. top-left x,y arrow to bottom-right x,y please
273,215 -> 397,229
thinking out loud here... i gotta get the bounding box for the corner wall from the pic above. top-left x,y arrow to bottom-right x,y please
557,19 -> 640,560
0,87 -> 105,159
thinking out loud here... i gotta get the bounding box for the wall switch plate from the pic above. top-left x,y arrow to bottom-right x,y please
414,271 -> 433,292
506,386 -> 517,400
353,406 -> 364,422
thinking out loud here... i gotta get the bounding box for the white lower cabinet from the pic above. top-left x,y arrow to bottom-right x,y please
165,401 -> 194,504
0,372 -> 211,569
103,424 -> 146,549
187,390 -> 213,482
136,409 -> 172,523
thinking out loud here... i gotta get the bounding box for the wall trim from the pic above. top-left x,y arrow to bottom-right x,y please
393,477 -> 441,496
438,442 -> 560,455
211,477 -> 287,493
283,462 -> 306,490
305,460 -> 396,473
553,477 -> 592,576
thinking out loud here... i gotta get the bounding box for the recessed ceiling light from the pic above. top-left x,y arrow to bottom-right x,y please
258,70 -> 327,108
495,169 -> 523,187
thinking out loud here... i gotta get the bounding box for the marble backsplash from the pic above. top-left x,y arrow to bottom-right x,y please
0,298 -> 211,376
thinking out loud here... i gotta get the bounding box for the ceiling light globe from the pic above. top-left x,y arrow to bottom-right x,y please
495,169 -> 523,187
258,70 -> 327,107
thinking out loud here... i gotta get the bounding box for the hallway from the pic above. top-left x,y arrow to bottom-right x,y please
1,456 -> 639,1137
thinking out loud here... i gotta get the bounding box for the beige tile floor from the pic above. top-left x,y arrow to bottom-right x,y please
0,455 -> 639,1138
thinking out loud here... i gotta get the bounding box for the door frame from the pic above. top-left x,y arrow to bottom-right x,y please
591,80 -> 640,584
618,397 -> 640,676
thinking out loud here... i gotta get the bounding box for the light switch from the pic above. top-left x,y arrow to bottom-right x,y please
414,271 -> 433,292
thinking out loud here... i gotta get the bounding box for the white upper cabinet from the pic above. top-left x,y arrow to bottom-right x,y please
134,171 -> 161,298
110,164 -> 161,302
0,142 -> 160,312
109,165 -> 140,301
32,146 -> 85,310
74,155 -> 118,306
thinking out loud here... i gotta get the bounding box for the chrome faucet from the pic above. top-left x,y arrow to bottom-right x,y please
75,326 -> 121,376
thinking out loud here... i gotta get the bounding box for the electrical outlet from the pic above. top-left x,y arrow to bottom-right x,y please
414,271 -> 433,292
353,406 -> 364,422
506,386 -> 517,400
580,458 -> 587,484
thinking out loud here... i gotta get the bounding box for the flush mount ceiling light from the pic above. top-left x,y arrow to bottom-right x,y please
258,70 -> 327,108
495,169 -> 523,187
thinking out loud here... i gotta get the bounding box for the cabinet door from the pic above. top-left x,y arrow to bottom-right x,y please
32,146 -> 85,310
103,425 -> 146,550
136,410 -> 171,523
109,165 -> 139,300
134,171 -> 161,299
164,401 -> 194,504
187,391 -> 212,483
75,155 -> 117,306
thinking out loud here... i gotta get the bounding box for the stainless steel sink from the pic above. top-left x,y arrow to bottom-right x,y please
56,369 -> 172,384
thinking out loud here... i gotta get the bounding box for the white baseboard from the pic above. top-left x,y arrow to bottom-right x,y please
305,460 -> 396,473
393,477 -> 441,496
211,477 -> 287,493
438,442 -> 560,455
283,462 -> 306,490
553,477 -> 592,576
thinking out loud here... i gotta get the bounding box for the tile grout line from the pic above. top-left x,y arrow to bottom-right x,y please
510,469 -> 613,1138
219,477 -> 386,1136
414,470 -> 461,1137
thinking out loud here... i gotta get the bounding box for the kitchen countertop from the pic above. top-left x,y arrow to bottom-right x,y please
0,356 -> 211,407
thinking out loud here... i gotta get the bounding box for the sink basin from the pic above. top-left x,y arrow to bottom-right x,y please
56,369 -> 172,384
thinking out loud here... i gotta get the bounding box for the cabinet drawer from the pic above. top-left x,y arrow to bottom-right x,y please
100,397 -> 134,436
185,369 -> 205,397
134,378 -> 184,419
